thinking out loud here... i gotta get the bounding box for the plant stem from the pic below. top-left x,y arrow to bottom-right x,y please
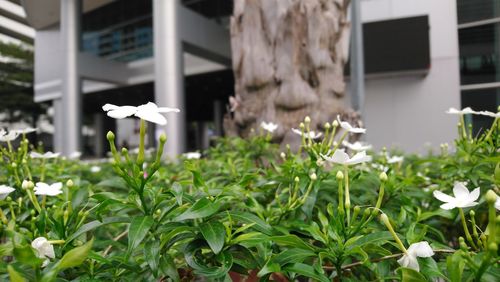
459,208 -> 478,250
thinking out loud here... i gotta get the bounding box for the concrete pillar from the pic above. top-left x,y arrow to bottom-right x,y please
60,0 -> 81,156
153,0 -> 186,158
52,99 -> 64,153
350,0 -> 365,113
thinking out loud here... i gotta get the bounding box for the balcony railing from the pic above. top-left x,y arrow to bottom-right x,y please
82,15 -> 153,62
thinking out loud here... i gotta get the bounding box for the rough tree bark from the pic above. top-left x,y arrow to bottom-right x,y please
225,0 -> 360,145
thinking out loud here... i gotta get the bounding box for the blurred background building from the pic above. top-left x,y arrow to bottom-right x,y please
0,0 -> 496,156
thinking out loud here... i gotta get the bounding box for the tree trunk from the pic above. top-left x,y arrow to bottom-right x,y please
225,0 -> 359,145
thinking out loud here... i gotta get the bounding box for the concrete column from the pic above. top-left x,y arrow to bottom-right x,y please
153,0 -> 186,158
52,99 -> 64,153
60,0 -> 81,156
350,0 -> 365,113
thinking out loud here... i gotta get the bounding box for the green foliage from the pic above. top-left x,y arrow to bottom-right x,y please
0,115 -> 498,281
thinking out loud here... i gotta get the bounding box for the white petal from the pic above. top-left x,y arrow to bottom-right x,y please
433,190 -> 455,203
30,152 -> 43,158
495,198 -> 500,211
397,254 -> 420,271
102,104 -> 119,111
291,128 -> 303,136
347,151 -> 372,165
408,241 -> 434,258
468,187 -> 480,202
459,201 -> 479,208
440,202 -> 457,210
453,182 -> 470,199
157,107 -> 180,113
107,106 -> 137,119
135,111 -> 167,125
51,182 -> 63,191
323,150 -> 349,165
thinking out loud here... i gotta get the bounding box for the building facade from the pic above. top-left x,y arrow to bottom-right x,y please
20,0 -> 498,156
0,0 -> 34,45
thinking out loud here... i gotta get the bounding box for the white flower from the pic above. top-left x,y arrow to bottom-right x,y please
183,152 -> 201,159
31,237 -> 55,260
446,107 -> 477,115
30,151 -> 60,159
337,115 -> 366,134
135,102 -> 180,125
90,166 -> 101,173
291,128 -> 322,139
260,121 -> 278,133
321,149 -> 372,166
397,241 -> 434,272
69,151 -> 82,159
387,155 -> 404,164
34,182 -> 63,196
342,141 -> 372,151
102,102 -> 180,125
13,127 -> 37,134
477,110 -> 500,118
0,185 -> 15,200
433,182 -> 480,210
0,130 -> 19,142
495,197 -> 500,211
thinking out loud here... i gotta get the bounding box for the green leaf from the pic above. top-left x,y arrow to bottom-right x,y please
56,239 -> 94,270
398,267 -> 427,282
226,211 -> 273,235
159,254 -> 180,282
271,248 -> 316,266
283,263 -> 329,282
175,198 -> 220,221
96,177 -> 128,190
185,240 -> 233,278
64,217 -> 129,246
200,221 -> 226,254
171,182 -> 183,205
128,216 -> 154,255
7,265 -> 26,282
270,235 -> 316,251
446,251 -> 464,282
13,245 -> 44,267
347,231 -> 394,249
144,240 -> 160,277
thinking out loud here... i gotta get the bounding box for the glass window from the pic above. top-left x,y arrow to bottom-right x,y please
459,23 -> 500,85
461,88 -> 500,135
457,0 -> 500,24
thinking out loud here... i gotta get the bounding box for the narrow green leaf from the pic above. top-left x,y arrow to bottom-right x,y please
283,263 -> 330,282
144,240 -> 160,277
7,265 -> 26,282
128,216 -> 154,254
200,221 -> 226,254
226,211 -> 273,235
56,239 -> 94,270
271,235 -> 316,251
271,248 -> 316,265
64,217 -> 129,246
446,251 -> 464,282
159,254 -> 180,282
175,198 -> 220,221
398,267 -> 427,282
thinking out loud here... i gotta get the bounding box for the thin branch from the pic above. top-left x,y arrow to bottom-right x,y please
323,249 -> 457,270
103,230 -> 128,256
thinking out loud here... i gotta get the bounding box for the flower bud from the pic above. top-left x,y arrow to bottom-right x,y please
159,134 -> 167,143
299,122 -> 305,129
324,122 -> 331,129
22,159 -> 27,165
294,176 -> 300,183
380,213 -> 389,225
336,171 -> 344,181
11,162 -> 17,168
155,209 -> 161,216
488,242 -> 498,252
280,152 -> 286,159
304,116 -> 311,124
364,208 -> 372,217
106,131 -> 115,141
310,173 -> 317,181
332,120 -> 339,127
316,159 -> 324,167
379,172 -> 388,182
485,190 -> 497,204
66,179 -> 74,188
121,147 -> 128,154
22,180 -> 30,189
469,210 -> 475,217
6,197 -> 12,202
